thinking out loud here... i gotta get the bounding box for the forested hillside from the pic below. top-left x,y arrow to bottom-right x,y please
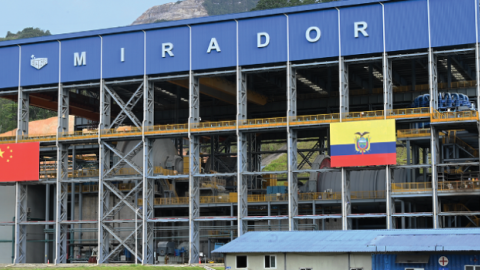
0,28 -> 56,134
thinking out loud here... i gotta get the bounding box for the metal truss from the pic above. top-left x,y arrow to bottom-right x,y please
103,141 -> 143,178
341,168 -> 352,230
383,53 -> 393,115
188,136 -> 200,264
58,84 -> 69,135
431,126 -> 440,228
142,137 -> 155,264
339,57 -> 349,115
13,183 -> 27,264
287,130 -> 298,231
298,141 -> 320,169
428,48 -> 438,111
103,83 -> 143,128
16,88 -> 29,140
55,143 -> 69,264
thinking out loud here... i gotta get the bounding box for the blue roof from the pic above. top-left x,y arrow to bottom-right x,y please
213,229 -> 480,253
0,0 -> 394,47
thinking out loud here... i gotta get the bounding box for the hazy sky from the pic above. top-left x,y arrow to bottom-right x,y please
0,0 -> 174,37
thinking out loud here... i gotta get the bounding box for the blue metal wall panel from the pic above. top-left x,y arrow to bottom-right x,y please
0,46 -> 19,89
146,26 -> 189,75
61,37 -> 101,83
385,0 -> 429,52
340,4 -> 383,56
103,32 -> 144,79
21,41 -> 59,87
430,0 -> 476,47
192,21 -> 236,70
238,15 -> 287,66
373,254 -> 480,270
289,9 -> 339,61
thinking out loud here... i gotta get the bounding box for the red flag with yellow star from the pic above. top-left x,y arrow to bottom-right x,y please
0,142 -> 39,182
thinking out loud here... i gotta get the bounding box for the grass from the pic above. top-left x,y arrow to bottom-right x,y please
10,266 -> 223,270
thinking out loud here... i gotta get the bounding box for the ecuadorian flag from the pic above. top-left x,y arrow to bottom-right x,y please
330,119 -> 396,167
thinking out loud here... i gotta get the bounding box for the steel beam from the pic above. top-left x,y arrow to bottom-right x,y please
287,62 -> 298,231
55,143 -> 69,264
13,183 -> 27,264
341,168 -> 352,230
16,87 -> 29,140
339,57 -> 349,116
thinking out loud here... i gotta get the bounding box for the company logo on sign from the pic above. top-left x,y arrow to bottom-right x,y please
354,132 -> 370,154
30,55 -> 48,70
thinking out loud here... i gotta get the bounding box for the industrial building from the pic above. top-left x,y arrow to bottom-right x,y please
0,0 -> 479,265
214,230 -> 480,270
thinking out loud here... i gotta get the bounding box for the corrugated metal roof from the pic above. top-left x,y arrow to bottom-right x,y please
0,0 -> 395,47
213,229 -> 480,253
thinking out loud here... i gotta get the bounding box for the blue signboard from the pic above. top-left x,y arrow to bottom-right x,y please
238,15 -> 288,66
61,37 -> 101,83
146,26 -> 190,75
0,46 -> 19,89
340,4 -> 383,56
192,21 -> 237,70
21,41 -> 59,87
103,31 -> 144,79
289,9 -> 339,61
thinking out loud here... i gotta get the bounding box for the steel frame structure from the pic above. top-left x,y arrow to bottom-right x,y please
9,44 -> 480,264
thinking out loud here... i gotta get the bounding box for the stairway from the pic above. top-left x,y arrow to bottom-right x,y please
443,203 -> 480,227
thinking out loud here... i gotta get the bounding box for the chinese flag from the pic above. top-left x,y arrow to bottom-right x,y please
0,142 -> 39,182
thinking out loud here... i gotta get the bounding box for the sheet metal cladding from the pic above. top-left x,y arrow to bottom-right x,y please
330,119 -> 396,167
0,0 -> 477,89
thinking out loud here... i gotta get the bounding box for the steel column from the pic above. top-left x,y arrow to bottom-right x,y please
428,48 -> 438,112
142,138 -> 154,264
58,84 -> 69,135
287,62 -> 298,231
188,73 -> 200,264
236,65 -> 248,236
16,88 -> 29,140
383,53 -> 393,116
341,168 -> 351,230
55,143 -> 69,264
339,57 -> 349,116
13,183 -> 27,264
99,79 -> 111,130
97,142 -> 111,264
431,126 -> 440,228
386,166 -> 395,229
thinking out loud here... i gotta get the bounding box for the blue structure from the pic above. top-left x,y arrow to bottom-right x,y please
0,0 -> 478,89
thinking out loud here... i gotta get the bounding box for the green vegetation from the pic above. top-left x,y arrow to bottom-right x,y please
252,0 -> 338,11
0,28 -> 56,134
203,0 -> 259,16
0,27 -> 51,42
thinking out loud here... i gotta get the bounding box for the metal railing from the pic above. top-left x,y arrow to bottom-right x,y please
431,109 -> 478,122
438,180 -> 480,192
387,107 -> 430,118
290,113 -> 340,125
191,121 -> 236,132
238,117 -> 288,128
145,123 -> 189,134
351,190 -> 386,199
392,182 -> 433,192
397,128 -> 432,138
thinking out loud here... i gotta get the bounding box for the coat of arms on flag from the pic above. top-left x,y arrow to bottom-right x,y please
30,55 -> 48,70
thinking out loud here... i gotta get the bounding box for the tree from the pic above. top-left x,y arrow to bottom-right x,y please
0,27 -> 51,41
252,0 -> 337,11
203,0 -> 259,16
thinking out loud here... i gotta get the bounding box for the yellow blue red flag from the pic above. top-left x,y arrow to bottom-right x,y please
330,119 -> 396,167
